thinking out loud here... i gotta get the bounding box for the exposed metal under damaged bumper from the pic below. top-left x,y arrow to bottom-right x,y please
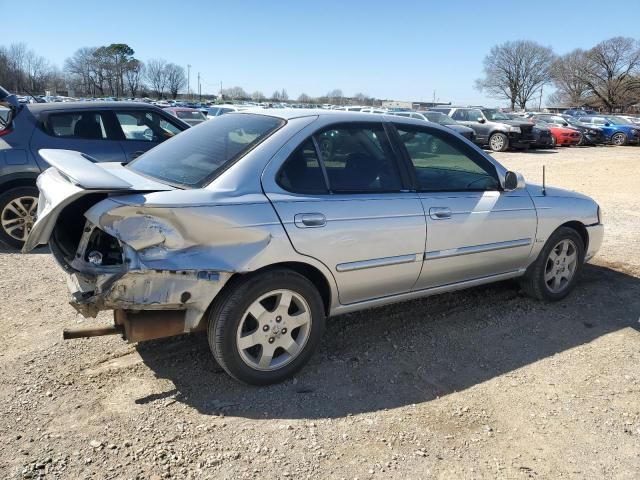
67,269 -> 232,331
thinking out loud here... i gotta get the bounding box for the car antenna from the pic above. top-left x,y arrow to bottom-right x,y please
23,87 -> 44,104
542,165 -> 546,196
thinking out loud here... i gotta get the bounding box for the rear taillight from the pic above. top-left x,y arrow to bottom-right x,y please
0,126 -> 12,136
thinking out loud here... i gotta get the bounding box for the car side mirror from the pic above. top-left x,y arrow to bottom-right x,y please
477,117 -> 486,123
563,122 -> 569,126
503,171 -> 525,191
604,123 -> 610,126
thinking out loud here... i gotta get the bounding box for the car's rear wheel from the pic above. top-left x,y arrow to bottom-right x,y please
208,269 -> 326,385
0,186 -> 39,249
489,132 -> 509,152
611,132 -> 627,146
520,227 -> 585,301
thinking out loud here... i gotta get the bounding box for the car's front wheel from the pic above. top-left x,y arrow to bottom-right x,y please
0,186 -> 39,249
489,132 -> 509,152
208,269 -> 326,385
520,226 -> 585,301
611,132 -> 628,146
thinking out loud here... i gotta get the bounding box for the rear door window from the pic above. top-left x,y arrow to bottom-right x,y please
46,112 -> 109,139
115,110 -> 182,142
277,139 -> 328,194
315,124 -> 402,193
451,110 -> 467,121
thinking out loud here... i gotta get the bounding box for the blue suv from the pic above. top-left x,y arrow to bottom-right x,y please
0,87 -> 189,248
578,115 -> 640,146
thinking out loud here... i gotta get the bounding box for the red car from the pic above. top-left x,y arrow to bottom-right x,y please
542,122 -> 582,146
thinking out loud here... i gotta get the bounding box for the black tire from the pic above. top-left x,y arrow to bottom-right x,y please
611,132 -> 627,146
489,132 -> 509,152
550,135 -> 557,147
0,186 -> 39,249
208,269 -> 326,385
520,226 -> 585,301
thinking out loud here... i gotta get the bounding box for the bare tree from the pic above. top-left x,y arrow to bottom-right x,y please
124,59 -> 144,98
580,37 -> 640,111
221,86 -> 248,100
327,89 -> 343,105
280,88 -> 288,101
165,63 -> 186,99
297,92 -> 311,102
353,92 -> 372,105
271,90 -> 281,101
476,40 -> 555,110
145,58 -> 168,98
550,50 -> 592,106
251,91 -> 265,102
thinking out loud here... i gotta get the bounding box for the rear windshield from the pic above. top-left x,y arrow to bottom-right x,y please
176,110 -> 205,120
423,111 -> 456,125
128,113 -> 284,187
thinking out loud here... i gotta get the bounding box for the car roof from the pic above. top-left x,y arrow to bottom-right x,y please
227,108 -> 465,131
25,101 -> 164,112
166,107 -> 200,112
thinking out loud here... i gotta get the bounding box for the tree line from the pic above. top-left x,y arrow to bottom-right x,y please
0,42 -> 188,99
476,36 -> 640,111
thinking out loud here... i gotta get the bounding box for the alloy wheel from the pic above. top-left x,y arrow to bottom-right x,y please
612,133 -> 626,145
236,289 -> 312,371
1,196 -> 38,242
490,135 -> 505,151
544,239 -> 578,293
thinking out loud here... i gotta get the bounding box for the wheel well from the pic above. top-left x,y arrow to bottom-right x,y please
221,262 -> 332,316
559,221 -> 589,252
0,177 -> 38,193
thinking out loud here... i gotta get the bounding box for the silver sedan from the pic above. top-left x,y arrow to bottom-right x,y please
24,110 -> 604,385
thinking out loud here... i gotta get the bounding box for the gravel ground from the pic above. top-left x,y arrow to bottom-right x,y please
1,145 -> 639,479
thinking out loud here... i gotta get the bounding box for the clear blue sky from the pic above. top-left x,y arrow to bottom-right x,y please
4,0 -> 640,105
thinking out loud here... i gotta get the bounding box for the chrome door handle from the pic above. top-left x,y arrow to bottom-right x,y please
294,213 -> 326,228
429,207 -> 452,220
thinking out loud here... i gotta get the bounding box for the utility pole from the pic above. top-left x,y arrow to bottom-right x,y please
187,64 -> 191,100
198,72 -> 201,101
539,85 -> 544,111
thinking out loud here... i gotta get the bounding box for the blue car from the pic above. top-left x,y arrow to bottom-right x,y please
564,108 -> 597,117
578,115 -> 640,146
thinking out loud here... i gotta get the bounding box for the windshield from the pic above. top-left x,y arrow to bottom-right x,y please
128,113 -> 284,187
482,110 -> 511,121
609,116 -> 632,125
176,110 -> 206,121
423,111 -> 456,125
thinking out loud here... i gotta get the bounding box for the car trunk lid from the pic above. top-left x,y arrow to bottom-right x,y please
23,149 -> 175,252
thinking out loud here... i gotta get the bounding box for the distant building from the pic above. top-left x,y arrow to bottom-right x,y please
381,100 -> 451,110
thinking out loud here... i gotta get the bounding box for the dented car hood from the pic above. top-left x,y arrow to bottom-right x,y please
23,149 -> 175,252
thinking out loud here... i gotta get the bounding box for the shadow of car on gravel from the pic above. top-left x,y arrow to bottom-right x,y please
135,264 -> 640,419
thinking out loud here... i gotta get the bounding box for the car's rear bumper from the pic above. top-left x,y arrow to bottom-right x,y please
585,223 -> 604,262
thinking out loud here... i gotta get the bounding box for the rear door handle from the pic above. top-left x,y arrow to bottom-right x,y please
294,213 -> 326,228
429,207 -> 452,220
